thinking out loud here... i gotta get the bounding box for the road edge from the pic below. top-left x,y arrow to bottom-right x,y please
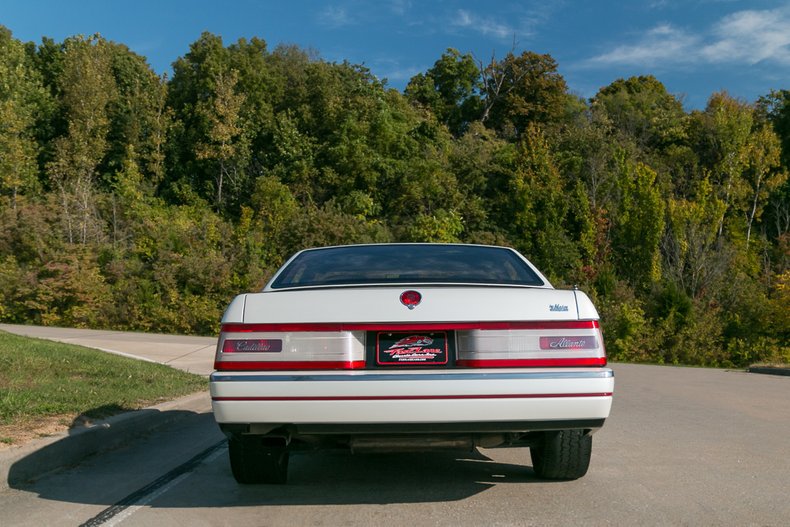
0,391 -> 212,491
748,366 -> 790,377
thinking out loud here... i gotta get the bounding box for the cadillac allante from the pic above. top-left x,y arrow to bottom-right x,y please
210,243 -> 614,484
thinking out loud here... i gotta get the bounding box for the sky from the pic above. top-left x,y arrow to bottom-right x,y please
2,0 -> 789,109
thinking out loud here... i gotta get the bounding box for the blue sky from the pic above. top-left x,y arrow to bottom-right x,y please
2,0 -> 789,109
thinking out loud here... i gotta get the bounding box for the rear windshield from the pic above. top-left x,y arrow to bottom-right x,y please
269,245 -> 544,289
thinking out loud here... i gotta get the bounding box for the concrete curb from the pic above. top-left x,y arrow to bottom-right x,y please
748,366 -> 790,377
0,391 -> 212,491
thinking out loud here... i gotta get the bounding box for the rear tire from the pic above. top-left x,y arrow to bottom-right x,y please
530,429 -> 592,480
228,434 -> 289,484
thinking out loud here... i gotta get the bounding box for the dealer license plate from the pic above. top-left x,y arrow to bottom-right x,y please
376,331 -> 448,366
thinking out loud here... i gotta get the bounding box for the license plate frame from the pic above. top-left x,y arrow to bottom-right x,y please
376,331 -> 449,366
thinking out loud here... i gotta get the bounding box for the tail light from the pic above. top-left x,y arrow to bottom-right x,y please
215,324 -> 366,371
214,320 -> 606,371
455,320 -> 607,367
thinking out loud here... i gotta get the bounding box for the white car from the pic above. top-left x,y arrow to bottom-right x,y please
210,244 -> 613,484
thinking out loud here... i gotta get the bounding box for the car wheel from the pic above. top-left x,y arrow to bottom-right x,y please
228,434 -> 290,484
530,429 -> 592,480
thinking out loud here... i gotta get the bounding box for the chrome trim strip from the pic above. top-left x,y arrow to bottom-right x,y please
213,392 -> 613,401
210,370 -> 614,383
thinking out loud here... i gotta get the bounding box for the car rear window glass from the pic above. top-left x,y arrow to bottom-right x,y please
269,245 -> 544,289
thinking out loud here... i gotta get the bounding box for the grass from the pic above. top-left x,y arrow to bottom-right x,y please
0,330 -> 207,444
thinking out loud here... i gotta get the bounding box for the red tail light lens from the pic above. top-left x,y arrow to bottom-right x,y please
215,327 -> 366,371
455,321 -> 607,368
214,321 -> 606,371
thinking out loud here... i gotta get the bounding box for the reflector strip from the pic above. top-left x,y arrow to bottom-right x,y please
214,360 -> 366,371
212,392 -> 613,401
456,358 -> 607,367
221,320 -> 600,333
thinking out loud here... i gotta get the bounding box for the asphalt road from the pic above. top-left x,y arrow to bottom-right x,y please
1,363 -> 789,526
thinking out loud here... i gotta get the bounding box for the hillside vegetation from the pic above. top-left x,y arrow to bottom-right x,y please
0,28 -> 788,366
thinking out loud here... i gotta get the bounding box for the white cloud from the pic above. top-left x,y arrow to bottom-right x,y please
588,24 -> 699,66
702,9 -> 790,65
452,9 -> 517,40
319,6 -> 353,29
585,6 -> 790,68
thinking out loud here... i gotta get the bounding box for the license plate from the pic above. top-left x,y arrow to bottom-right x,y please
376,331 -> 448,366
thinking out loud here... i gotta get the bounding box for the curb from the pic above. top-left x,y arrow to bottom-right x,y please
0,391 -> 212,491
748,367 -> 790,377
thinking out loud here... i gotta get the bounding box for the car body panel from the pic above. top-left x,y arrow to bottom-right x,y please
224,287 -> 599,325
211,368 -> 613,425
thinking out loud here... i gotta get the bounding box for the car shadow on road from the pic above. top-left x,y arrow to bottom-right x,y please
10,439 -> 555,508
5,407 -> 206,490
153,447 -> 553,508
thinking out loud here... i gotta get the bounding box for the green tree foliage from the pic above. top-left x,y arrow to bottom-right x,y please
405,48 -> 482,136
593,75 -> 687,152
194,68 -> 249,208
506,124 -> 581,282
611,154 -> 665,288
691,92 -> 754,239
104,42 -> 171,188
0,27 -> 786,366
46,35 -> 117,244
481,51 -> 569,137
758,89 -> 790,168
742,124 -> 786,247
662,178 -> 728,298
0,28 -> 52,208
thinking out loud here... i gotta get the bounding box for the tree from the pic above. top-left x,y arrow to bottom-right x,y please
592,75 -> 687,152
195,69 -> 249,209
662,177 -> 728,298
611,154 -> 665,288
756,90 -> 790,247
103,42 -> 171,189
507,124 -> 580,281
757,89 -> 790,168
742,124 -> 786,248
45,35 -> 116,244
167,32 -> 233,204
404,209 -> 463,242
691,92 -> 753,239
405,48 -> 482,136
0,26 -> 48,208
480,51 -> 569,137
449,121 -> 515,237
267,110 -> 317,202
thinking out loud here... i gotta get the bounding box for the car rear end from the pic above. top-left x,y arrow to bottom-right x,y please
212,318 -> 611,430
210,244 -> 614,484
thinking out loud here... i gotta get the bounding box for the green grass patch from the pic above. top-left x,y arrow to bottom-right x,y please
0,330 -> 207,427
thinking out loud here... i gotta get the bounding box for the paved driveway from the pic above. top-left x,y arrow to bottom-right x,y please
0,361 -> 788,526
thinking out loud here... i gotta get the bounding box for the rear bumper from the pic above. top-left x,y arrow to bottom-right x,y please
210,368 -> 613,431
